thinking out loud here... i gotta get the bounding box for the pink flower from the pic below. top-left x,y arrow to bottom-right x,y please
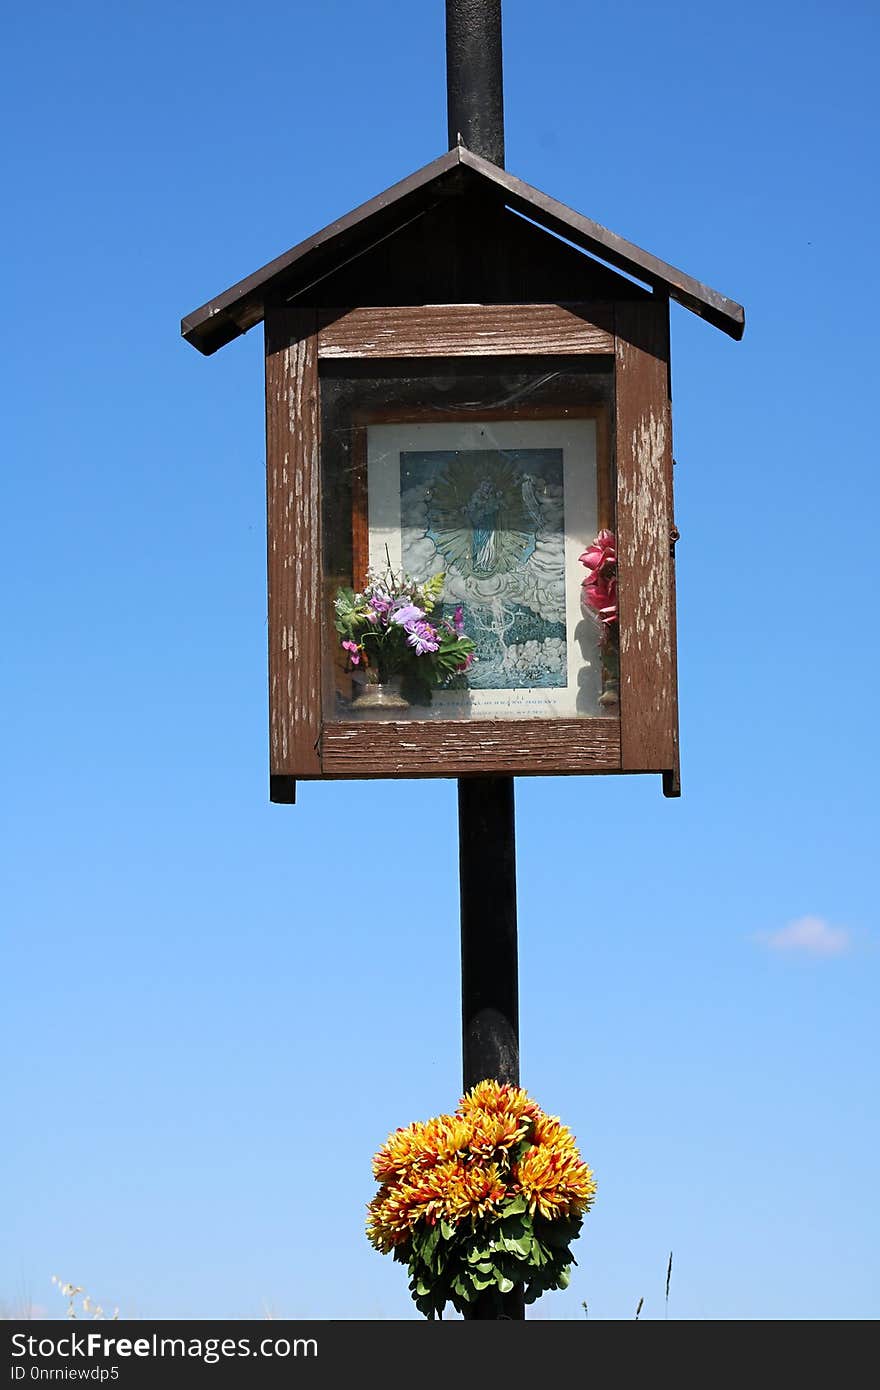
579,530 -> 618,625
578,529 -> 616,579
456,652 -> 475,673
453,605 -> 464,635
582,574 -> 618,625
341,639 -> 361,666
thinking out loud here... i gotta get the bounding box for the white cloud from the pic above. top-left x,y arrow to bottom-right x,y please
756,915 -> 852,958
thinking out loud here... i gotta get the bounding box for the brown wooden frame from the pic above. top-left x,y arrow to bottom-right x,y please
265,299 -> 678,791
317,304 -> 614,359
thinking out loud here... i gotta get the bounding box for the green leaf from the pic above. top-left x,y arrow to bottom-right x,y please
537,1217 -> 581,1249
414,1293 -> 436,1319
470,1271 -> 495,1290
495,1274 -> 515,1294
421,1225 -> 440,1266
466,1244 -> 491,1265
419,572 -> 446,612
440,1219 -> 454,1240
501,1195 -> 528,1217
501,1234 -> 531,1259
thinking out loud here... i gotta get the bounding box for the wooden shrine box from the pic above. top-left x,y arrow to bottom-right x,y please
182,147 -> 743,803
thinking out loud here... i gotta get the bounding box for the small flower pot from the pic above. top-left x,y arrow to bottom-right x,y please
351,675 -> 410,715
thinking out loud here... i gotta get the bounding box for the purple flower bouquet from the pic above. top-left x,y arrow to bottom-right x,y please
334,566 -> 475,705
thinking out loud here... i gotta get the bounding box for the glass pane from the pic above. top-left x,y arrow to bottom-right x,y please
321,358 -> 618,722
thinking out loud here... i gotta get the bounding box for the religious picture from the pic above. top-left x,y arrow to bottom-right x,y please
401,447 -> 567,691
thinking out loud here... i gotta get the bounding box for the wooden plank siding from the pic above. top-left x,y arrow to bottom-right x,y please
614,298 -> 680,787
317,303 -> 613,359
320,719 -> 621,778
264,305 -> 322,781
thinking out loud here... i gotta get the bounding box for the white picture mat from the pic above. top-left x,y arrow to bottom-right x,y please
366,418 -> 601,718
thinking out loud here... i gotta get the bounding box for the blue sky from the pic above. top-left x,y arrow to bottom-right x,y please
2,0 -> 878,1321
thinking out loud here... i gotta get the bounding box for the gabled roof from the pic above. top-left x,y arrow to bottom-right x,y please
181,145 -> 744,355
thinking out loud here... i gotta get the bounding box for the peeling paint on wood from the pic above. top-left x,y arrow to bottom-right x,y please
320,719 -> 621,778
265,305 -> 321,779
317,303 -> 614,358
615,300 -> 679,782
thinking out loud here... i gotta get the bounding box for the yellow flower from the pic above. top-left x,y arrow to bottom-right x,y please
371,1120 -> 430,1181
439,1160 -> 507,1223
367,1085 -> 596,1247
418,1115 -> 473,1166
513,1114 -> 597,1220
457,1079 -> 541,1124
366,1187 -> 412,1252
372,1115 -> 472,1182
366,1156 -> 508,1252
466,1109 -> 531,1159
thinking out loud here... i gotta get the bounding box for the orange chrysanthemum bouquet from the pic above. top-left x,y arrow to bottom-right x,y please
367,1081 -> 596,1318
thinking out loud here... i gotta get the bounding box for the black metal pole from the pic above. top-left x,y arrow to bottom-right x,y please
458,776 -> 522,1321
446,0 -> 505,167
447,0 -> 522,1321
458,777 -> 519,1090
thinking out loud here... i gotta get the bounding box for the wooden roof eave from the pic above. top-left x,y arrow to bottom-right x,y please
181,146 -> 744,356
457,149 -> 745,341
